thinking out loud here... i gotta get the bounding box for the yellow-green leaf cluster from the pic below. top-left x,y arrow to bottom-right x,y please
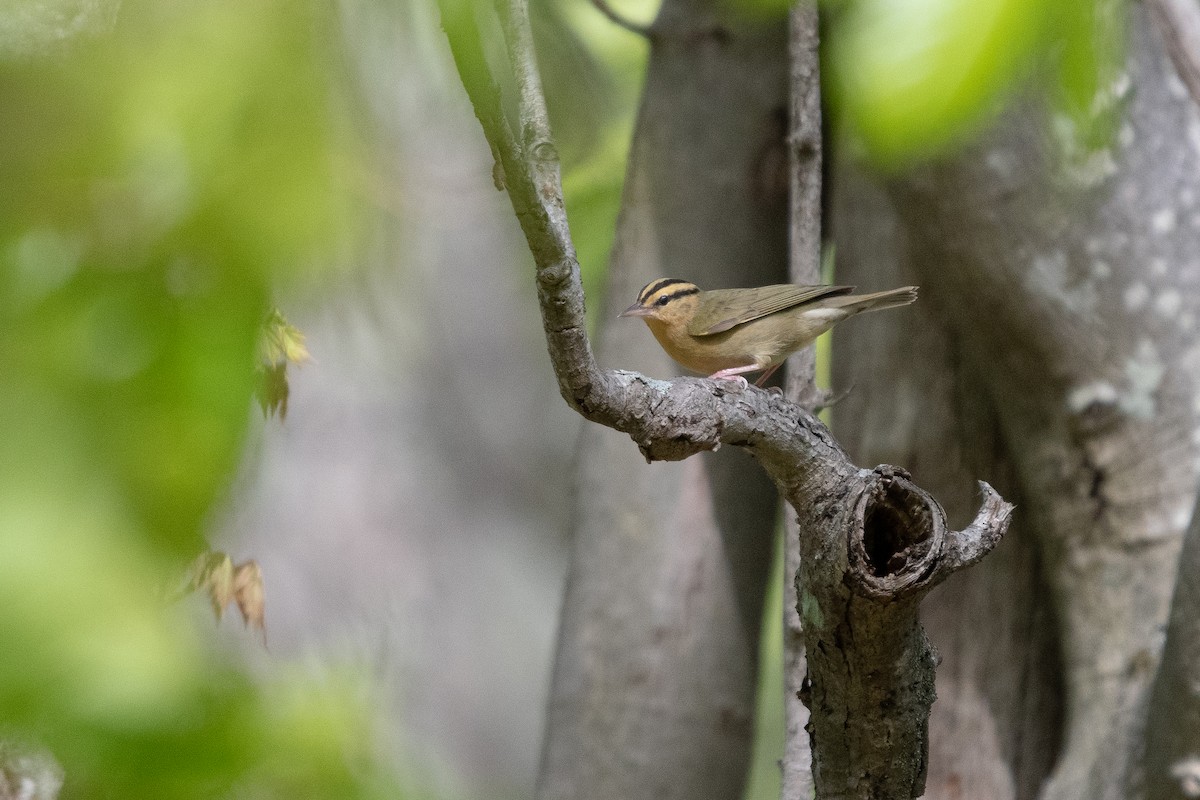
826,0 -> 1125,167
257,309 -> 312,419
0,1 -> 399,796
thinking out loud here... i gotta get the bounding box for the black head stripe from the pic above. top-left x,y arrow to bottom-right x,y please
659,286 -> 700,304
639,278 -> 689,305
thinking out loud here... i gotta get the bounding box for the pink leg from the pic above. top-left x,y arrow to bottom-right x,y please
707,363 -> 764,390
753,363 -> 782,387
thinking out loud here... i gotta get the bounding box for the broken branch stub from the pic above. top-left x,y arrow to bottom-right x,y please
796,467 -> 1013,800
847,468 -> 1012,602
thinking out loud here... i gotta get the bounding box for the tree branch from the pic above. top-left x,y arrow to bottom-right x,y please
1147,0 -> 1200,109
1144,498 -> 1200,800
783,4 -> 822,798
828,161 -> 1063,798
801,470 -> 1013,799
438,1 -> 1014,797
588,0 -> 654,39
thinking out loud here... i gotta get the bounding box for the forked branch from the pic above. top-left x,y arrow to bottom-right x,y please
437,1 -> 1013,797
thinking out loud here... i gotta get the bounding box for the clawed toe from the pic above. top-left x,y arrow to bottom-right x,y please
713,375 -> 749,391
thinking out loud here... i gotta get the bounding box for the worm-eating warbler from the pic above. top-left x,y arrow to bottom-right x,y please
620,278 -> 918,387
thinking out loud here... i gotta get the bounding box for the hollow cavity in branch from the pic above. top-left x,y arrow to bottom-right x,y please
845,468 -> 1012,603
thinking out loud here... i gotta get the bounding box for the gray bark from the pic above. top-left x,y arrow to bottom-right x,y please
536,2 -> 789,798
1143,7 -> 1200,800
831,166 -> 1063,800
832,5 -> 1200,798
796,464 -> 1011,800
1146,498 -> 1200,800
782,5 -> 821,799
441,0 -> 1012,797
1147,0 -> 1200,107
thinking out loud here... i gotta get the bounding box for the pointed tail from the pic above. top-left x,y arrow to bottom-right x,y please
828,286 -> 918,314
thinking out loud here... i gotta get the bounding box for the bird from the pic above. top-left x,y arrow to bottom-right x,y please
620,278 -> 918,388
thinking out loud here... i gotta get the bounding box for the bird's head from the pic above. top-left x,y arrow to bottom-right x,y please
620,279 -> 701,328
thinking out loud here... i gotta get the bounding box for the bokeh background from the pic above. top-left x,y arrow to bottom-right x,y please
0,0 -> 1120,796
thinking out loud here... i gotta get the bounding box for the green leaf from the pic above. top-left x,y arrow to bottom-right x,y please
0,1 -> 402,795
827,0 -> 1128,169
828,0 -> 1042,166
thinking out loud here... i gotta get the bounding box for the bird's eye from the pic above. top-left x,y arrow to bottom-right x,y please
655,296 -> 670,306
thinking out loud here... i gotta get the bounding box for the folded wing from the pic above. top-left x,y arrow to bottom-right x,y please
688,284 -> 856,336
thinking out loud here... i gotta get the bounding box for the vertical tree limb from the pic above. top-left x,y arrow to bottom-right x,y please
1145,501 -> 1200,800
867,7 -> 1200,798
535,1 -> 789,797
830,163 -> 1064,800
438,1 -> 1013,797
783,4 -> 821,799
795,467 -> 1011,800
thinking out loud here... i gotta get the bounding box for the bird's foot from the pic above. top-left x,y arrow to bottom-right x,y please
707,365 -> 759,391
711,375 -> 749,391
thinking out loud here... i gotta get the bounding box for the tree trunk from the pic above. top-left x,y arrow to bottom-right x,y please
830,164 -> 1063,800
536,3 -> 789,797
781,4 -> 821,799
831,4 -> 1200,798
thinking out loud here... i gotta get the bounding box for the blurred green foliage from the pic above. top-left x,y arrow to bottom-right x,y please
439,0 -> 653,323
537,0 -> 647,319
0,0 -> 397,796
742,527 -> 786,800
826,0 -> 1126,167
0,0 -> 1126,791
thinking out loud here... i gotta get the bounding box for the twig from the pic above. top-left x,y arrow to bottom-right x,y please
494,0 -> 576,267
1148,0 -> 1200,108
588,0 -> 654,39
783,5 -> 822,799
438,0 -> 522,195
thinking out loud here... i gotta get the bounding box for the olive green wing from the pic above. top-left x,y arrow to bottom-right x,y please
687,284 -> 856,336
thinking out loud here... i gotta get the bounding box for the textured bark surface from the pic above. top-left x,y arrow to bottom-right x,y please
781,5 -> 821,799
831,166 -> 1063,800
795,466 -> 1011,800
536,2 -> 789,798
1146,502 -> 1200,800
832,5 -> 1200,799
442,0 -> 1014,797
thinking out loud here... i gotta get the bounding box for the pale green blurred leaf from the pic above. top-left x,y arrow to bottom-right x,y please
0,0 -> 400,796
262,310 -> 313,368
828,0 -> 1043,164
827,0 -> 1126,167
258,309 -> 311,419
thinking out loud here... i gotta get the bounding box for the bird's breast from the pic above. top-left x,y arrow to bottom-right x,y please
645,317 -> 784,373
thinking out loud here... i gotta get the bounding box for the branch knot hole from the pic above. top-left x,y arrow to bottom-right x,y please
863,483 -> 931,576
849,468 -> 946,600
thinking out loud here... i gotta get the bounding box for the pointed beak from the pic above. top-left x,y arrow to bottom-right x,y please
620,303 -> 652,318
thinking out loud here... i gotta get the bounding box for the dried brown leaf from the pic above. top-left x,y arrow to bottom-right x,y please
232,560 -> 266,642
